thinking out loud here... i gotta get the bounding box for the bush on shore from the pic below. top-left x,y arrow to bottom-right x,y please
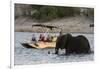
31,5 -> 81,22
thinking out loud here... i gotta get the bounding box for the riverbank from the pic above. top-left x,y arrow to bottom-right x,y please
15,16 -> 94,33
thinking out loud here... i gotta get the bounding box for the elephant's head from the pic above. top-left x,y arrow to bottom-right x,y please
55,33 -> 72,54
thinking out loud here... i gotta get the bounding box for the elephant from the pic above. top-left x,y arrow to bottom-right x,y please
55,33 -> 91,55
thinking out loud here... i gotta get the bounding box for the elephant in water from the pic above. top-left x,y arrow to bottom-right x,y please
55,33 -> 91,55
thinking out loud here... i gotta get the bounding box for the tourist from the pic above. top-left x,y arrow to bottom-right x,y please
31,34 -> 38,46
39,34 -> 45,42
46,34 -> 52,42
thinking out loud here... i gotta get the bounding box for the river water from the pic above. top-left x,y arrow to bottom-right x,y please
14,32 -> 94,65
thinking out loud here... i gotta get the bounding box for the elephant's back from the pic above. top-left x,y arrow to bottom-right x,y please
67,35 -> 91,53
76,35 -> 91,52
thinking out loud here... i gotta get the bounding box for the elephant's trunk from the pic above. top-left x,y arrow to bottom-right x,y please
55,48 -> 59,54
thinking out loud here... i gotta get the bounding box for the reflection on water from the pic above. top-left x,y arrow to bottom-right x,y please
14,32 -> 94,65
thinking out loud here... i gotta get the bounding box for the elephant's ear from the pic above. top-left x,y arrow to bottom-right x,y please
66,33 -> 72,41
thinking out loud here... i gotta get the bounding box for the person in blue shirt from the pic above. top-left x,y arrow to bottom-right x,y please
31,34 -> 38,46
32,34 -> 36,41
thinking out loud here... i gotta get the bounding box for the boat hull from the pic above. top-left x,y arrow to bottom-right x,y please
21,42 -> 56,49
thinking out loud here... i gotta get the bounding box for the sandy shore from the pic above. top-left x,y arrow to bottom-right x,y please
15,16 -> 94,33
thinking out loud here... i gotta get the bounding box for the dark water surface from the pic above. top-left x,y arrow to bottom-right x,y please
14,32 -> 94,65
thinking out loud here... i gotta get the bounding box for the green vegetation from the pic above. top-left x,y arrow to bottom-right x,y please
15,4 -> 94,22
31,5 -> 81,22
